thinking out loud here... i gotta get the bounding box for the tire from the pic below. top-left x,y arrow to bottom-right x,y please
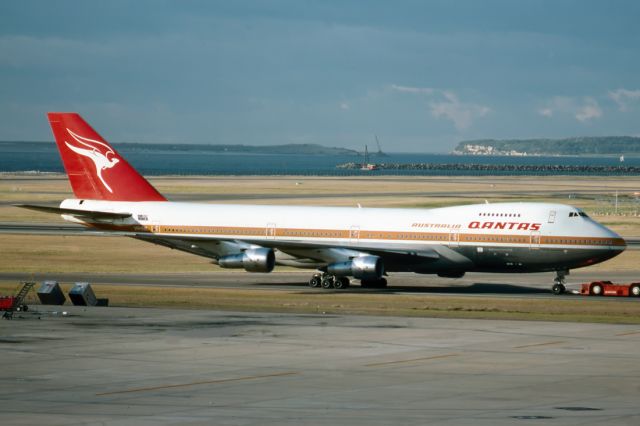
334,277 -> 350,290
630,285 -> 640,297
309,275 -> 321,288
590,283 -> 604,296
321,276 -> 335,289
551,283 -> 565,295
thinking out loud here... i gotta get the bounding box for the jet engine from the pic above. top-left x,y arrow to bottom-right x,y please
327,255 -> 384,280
218,248 -> 275,273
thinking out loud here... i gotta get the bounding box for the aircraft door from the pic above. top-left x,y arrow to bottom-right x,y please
148,217 -> 161,234
548,210 -> 557,223
529,231 -> 541,249
266,223 -> 276,240
448,229 -> 460,248
349,225 -> 360,244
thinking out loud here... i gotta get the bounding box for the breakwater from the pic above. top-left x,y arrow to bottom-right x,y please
336,162 -> 640,175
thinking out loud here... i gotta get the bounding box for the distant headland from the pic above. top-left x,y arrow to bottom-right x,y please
0,141 -> 358,156
453,137 -> 640,156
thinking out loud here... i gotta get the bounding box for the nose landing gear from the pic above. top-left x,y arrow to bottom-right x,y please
551,270 -> 569,295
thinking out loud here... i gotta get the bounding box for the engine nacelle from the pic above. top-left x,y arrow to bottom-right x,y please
218,248 -> 275,273
327,255 -> 384,280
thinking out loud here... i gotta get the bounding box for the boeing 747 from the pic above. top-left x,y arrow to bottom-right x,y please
16,113 -> 627,294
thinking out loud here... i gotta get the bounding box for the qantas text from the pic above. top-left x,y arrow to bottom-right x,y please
468,221 -> 541,231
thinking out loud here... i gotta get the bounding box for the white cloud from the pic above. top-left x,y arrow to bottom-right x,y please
339,101 -> 350,110
538,96 -> 602,123
538,107 -> 553,117
390,84 -> 434,95
429,91 -> 490,130
575,97 -> 602,122
391,84 -> 490,130
608,88 -> 640,111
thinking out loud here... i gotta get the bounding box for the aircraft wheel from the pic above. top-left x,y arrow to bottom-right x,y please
554,270 -> 568,286
309,274 -> 321,288
630,284 -> 640,297
590,283 -> 603,296
321,275 -> 335,289
551,283 -> 565,295
334,277 -> 350,290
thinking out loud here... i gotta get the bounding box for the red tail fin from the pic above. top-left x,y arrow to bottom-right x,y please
47,113 -> 166,201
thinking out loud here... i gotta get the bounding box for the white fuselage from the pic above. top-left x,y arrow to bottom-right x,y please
60,199 -> 625,274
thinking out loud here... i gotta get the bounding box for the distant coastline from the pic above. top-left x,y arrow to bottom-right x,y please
3,140 -> 640,176
0,140 -> 358,156
336,162 -> 640,174
453,136 -> 640,156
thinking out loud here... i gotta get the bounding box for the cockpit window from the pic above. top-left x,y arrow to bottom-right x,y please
569,211 -> 589,218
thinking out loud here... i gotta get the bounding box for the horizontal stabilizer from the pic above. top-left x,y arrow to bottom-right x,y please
0,222 -> 137,237
14,204 -> 131,220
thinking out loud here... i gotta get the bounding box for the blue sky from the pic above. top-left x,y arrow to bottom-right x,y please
1,0 -> 639,152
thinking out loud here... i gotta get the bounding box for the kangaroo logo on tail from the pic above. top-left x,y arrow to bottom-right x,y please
64,129 -> 120,193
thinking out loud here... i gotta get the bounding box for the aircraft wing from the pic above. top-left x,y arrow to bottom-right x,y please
141,232 -> 465,268
243,237 -> 441,261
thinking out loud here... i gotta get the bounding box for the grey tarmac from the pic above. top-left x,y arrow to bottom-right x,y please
1,306 -> 640,425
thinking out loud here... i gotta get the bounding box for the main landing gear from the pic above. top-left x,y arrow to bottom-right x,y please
309,273 -> 350,290
308,273 -> 388,290
551,270 -> 568,295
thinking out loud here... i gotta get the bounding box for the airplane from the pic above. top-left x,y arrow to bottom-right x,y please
16,113 -> 626,295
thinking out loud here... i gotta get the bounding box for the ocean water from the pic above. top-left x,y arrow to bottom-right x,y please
1,141 -> 639,176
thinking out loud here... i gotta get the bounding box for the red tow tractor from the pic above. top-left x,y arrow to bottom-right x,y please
576,281 -> 640,297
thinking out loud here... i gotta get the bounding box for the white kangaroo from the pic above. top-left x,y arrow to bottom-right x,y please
64,129 -> 120,193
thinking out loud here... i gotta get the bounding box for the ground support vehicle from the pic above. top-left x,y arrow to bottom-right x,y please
1,282 -> 35,319
573,281 -> 640,297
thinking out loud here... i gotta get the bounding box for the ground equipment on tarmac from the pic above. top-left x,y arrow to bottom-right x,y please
37,281 -> 66,305
576,281 -> 640,297
68,282 -> 98,306
1,281 -> 35,319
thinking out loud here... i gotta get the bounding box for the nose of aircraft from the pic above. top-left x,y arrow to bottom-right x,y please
596,221 -> 626,251
575,220 -> 627,268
